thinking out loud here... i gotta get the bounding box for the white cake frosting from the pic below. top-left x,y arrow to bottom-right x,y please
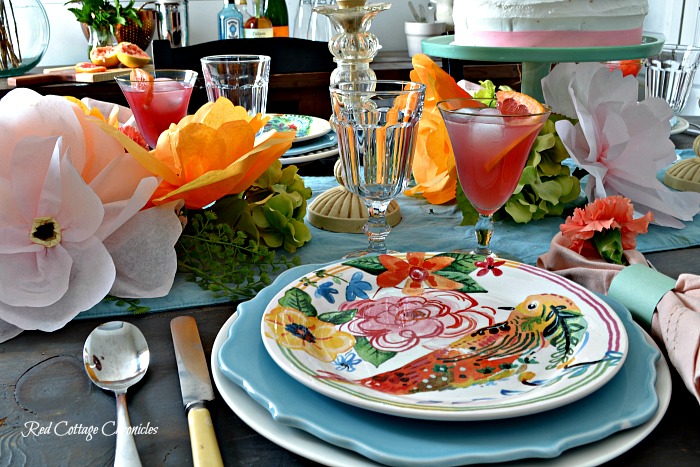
453,0 -> 649,47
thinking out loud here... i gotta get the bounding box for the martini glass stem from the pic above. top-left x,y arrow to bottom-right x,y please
364,200 -> 391,254
474,214 -> 494,256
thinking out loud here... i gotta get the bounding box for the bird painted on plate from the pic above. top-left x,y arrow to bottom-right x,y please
324,293 -> 587,396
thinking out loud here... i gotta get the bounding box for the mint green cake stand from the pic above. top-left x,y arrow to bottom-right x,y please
421,34 -> 665,102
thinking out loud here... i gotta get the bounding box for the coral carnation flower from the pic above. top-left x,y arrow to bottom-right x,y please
560,195 -> 653,253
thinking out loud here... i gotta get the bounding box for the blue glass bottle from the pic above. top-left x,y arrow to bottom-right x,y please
218,0 -> 245,39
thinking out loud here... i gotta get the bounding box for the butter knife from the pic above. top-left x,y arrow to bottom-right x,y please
171,316 -> 224,467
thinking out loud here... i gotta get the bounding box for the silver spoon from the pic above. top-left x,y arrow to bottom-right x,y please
84,321 -> 150,467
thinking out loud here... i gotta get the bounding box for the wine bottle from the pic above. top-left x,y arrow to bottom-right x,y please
244,0 -> 274,38
265,0 -> 289,37
218,0 -> 245,39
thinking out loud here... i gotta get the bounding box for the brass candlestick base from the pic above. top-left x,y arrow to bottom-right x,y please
307,1 -> 400,233
307,160 -> 401,233
664,135 -> 700,193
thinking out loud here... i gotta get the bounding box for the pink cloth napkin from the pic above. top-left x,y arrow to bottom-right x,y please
538,233 -> 700,403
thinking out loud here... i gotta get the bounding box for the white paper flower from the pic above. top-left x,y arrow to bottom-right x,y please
0,89 -> 182,341
542,62 -> 700,228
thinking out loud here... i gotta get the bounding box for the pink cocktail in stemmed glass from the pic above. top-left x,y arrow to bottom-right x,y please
438,96 -> 551,257
115,69 -> 198,148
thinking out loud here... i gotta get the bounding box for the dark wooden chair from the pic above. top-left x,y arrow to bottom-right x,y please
151,38 -> 337,117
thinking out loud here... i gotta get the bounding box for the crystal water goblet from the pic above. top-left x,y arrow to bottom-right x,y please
438,97 -> 551,257
330,80 -> 426,257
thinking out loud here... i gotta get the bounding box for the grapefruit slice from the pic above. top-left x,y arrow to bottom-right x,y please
496,90 -> 545,116
130,67 -> 155,107
116,42 -> 151,68
89,46 -> 120,68
482,91 -> 548,171
130,67 -> 154,82
75,62 -> 107,73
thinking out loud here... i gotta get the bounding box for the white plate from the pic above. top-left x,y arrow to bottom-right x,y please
212,301 -> 670,467
264,114 -> 331,142
671,116 -> 690,135
214,262 -> 662,466
260,253 -> 627,421
281,146 -> 338,166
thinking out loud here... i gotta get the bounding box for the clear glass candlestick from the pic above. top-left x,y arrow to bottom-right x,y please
314,1 -> 390,85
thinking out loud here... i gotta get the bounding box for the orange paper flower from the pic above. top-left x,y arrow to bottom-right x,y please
560,195 -> 654,254
98,98 -> 296,209
404,54 -> 472,204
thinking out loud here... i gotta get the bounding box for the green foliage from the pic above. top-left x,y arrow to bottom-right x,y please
456,81 -> 582,225
103,295 -> 150,314
503,119 -> 582,223
170,161 -> 313,303
65,0 -> 141,29
246,161 -> 313,253
176,210 -> 300,301
593,228 -> 625,265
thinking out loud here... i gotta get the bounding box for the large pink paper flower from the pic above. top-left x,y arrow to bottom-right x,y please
0,89 -> 182,342
542,62 -> 700,228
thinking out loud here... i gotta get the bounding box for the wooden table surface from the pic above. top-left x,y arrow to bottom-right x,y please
1,127 -> 700,466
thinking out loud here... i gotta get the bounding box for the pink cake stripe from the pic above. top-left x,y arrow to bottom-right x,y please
459,27 -> 643,48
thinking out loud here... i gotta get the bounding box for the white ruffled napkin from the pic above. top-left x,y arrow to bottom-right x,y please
538,235 -> 700,403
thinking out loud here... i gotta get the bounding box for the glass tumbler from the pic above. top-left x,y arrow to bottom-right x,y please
645,44 -> 700,114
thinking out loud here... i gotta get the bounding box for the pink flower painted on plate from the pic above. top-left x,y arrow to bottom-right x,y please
475,256 -> 506,277
338,290 -> 495,352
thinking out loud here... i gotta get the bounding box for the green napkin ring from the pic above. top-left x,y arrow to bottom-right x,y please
608,264 -> 676,330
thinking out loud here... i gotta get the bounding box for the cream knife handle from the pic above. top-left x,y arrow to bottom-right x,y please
187,406 -> 224,467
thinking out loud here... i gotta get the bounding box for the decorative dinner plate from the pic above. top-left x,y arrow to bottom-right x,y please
258,253 -> 628,421
264,114 -> 331,142
216,262 -> 662,466
285,131 -> 338,156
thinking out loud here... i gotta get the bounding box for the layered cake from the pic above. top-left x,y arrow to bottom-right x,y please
453,0 -> 649,48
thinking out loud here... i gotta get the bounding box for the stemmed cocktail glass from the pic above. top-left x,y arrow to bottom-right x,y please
115,69 -> 198,149
438,96 -> 551,257
330,80 -> 426,258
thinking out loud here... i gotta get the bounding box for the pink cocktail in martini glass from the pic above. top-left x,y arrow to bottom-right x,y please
115,69 -> 198,148
438,96 -> 551,257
